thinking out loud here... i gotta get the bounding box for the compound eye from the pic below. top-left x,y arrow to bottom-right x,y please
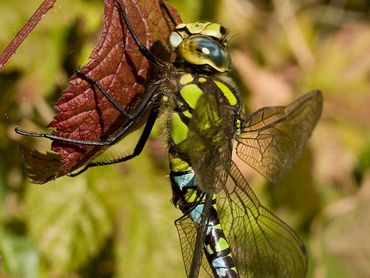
178,35 -> 230,72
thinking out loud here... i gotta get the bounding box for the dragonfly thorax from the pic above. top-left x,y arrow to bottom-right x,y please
169,22 -> 231,73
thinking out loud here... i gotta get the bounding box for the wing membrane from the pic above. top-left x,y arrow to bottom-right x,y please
175,161 -> 308,278
175,214 -> 213,277
218,162 -> 308,277
235,90 -> 323,183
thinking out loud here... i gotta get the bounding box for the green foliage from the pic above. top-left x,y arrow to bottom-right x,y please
25,174 -> 115,274
0,0 -> 369,277
0,227 -> 40,277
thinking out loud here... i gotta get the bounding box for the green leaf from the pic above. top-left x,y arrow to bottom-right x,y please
25,170 -> 119,274
0,227 -> 40,278
113,150 -> 184,277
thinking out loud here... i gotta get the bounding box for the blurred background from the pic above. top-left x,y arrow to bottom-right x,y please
0,0 -> 369,277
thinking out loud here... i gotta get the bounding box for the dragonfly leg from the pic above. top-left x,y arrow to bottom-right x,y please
114,0 -> 166,67
15,127 -> 112,146
75,70 -> 134,120
159,0 -> 178,27
69,102 -> 160,176
15,81 -> 162,146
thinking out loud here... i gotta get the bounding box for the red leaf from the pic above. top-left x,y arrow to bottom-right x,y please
22,0 -> 181,183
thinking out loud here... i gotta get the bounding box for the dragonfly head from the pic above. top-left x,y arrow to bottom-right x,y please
169,22 -> 231,73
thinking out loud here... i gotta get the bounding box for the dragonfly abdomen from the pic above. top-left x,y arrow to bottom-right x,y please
171,170 -> 239,278
203,204 -> 239,278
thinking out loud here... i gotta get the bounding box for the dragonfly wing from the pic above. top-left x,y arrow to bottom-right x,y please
175,214 -> 213,277
188,80 -> 236,193
218,161 -> 308,277
235,90 -> 323,183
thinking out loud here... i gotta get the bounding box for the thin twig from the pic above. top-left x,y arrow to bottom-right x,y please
0,0 -> 57,70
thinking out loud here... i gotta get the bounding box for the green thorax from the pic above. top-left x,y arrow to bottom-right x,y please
167,72 -> 241,173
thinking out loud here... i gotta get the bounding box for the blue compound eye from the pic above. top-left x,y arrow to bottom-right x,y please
178,35 -> 230,72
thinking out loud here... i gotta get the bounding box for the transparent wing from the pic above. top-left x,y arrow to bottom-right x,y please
175,214 -> 213,277
235,90 -> 323,183
175,161 -> 308,278
218,161 -> 308,277
188,79 -> 236,193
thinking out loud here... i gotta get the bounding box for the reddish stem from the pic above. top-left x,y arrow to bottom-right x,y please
0,0 -> 57,70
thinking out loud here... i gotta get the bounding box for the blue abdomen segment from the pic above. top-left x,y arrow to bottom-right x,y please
171,170 -> 239,278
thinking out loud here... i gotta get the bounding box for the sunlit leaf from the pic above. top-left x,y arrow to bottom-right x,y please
25,170 -> 120,274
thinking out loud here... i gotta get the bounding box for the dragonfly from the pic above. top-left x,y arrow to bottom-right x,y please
16,0 -> 323,277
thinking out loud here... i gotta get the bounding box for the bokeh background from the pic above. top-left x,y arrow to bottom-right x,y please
0,0 -> 369,277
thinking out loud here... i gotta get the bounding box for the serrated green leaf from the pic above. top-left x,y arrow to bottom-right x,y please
25,170 -> 120,274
